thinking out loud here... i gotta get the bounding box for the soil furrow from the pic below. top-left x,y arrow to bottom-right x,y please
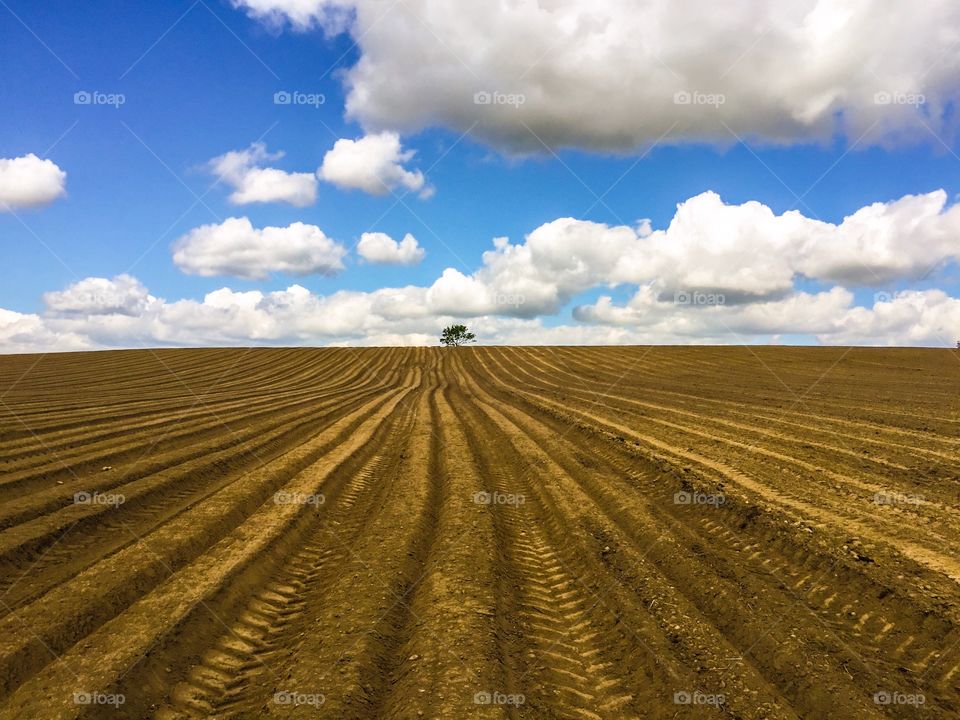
0,346 -> 956,719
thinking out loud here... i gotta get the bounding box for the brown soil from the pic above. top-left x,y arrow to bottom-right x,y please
0,346 -> 957,719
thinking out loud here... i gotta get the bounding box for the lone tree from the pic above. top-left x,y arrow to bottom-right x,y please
440,324 -> 476,347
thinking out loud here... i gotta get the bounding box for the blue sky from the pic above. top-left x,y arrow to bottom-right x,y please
3,0 -> 960,350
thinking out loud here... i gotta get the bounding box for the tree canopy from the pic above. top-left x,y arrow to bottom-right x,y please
440,324 -> 476,347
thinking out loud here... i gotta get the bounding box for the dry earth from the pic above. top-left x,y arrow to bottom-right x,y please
0,346 -> 958,719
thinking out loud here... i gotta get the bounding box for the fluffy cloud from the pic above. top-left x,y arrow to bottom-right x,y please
3,278 -> 958,354
426,269 -> 496,316
573,286 -> 857,336
318,132 -> 432,197
233,0 -> 960,151
172,217 -> 347,279
828,289 -> 960,345
0,154 -> 67,211
230,0 -> 352,31
618,190 -> 960,297
43,275 -> 157,317
794,191 -> 960,285
357,232 -> 425,265
5,188 -> 960,352
209,142 -> 317,207
427,190 -> 960,319
0,308 -> 91,353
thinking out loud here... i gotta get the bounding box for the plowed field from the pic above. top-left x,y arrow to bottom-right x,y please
0,346 -> 958,719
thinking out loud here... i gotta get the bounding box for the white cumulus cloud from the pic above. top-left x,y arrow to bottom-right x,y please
0,154 -> 67,211
172,217 -> 348,279
2,278 -> 957,353
441,189 -> 960,318
357,232 -> 425,265
827,289 -> 960,346
43,275 -> 157,317
318,132 -> 432,197
0,308 -> 91,353
232,0 -> 960,152
209,142 -> 317,207
5,188 -> 960,352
